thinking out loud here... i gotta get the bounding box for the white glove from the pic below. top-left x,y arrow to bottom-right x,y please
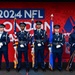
0,42 -> 3,46
56,45 -> 61,48
0,42 -> 3,48
20,44 -> 24,48
48,47 -> 52,52
14,46 -> 17,50
72,43 -> 75,46
31,48 -> 34,53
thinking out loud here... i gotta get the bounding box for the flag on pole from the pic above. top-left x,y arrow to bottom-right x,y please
13,18 -> 18,69
30,18 -> 35,68
14,18 -> 16,34
30,18 -> 34,40
49,14 -> 54,70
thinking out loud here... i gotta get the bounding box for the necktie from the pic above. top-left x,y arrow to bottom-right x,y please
37,29 -> 40,33
39,30 -> 40,33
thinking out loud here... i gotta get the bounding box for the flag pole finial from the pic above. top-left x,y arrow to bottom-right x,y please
51,14 -> 54,17
14,18 -> 16,21
51,14 -> 54,20
31,18 -> 34,21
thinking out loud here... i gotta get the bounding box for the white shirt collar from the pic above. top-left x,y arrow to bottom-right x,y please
0,31 -> 3,34
37,29 -> 41,31
55,33 -> 59,35
21,30 -> 24,33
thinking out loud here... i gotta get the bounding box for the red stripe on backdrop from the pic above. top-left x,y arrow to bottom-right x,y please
0,2 -> 75,62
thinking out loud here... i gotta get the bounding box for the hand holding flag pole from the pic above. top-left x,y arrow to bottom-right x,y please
48,14 -> 54,70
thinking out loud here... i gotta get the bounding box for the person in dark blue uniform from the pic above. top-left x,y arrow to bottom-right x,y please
52,24 -> 65,71
69,26 -> 75,71
33,21 -> 47,71
16,22 -> 30,72
0,24 -> 10,71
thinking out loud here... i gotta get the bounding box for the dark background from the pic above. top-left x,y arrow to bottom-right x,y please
0,0 -> 74,2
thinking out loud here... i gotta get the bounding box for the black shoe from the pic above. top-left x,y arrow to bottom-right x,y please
69,68 -> 73,72
17,68 -> 21,72
26,68 -> 29,72
42,67 -> 46,71
43,69 -> 46,72
58,69 -> 62,71
52,68 -> 55,71
49,67 -> 55,71
34,68 -> 38,72
6,68 -> 10,72
58,68 -> 62,72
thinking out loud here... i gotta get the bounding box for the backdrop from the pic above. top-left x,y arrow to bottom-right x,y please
0,2 -> 75,62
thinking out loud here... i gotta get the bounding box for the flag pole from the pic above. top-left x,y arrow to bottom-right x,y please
31,17 -> 35,68
13,18 -> 18,69
49,14 -> 54,70
30,10 -> 35,68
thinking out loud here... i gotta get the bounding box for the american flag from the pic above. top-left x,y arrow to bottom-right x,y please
13,18 -> 18,69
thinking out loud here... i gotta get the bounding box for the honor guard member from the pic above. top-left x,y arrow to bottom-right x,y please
52,25 -> 65,71
69,26 -> 75,71
16,22 -> 30,72
33,21 -> 47,71
0,24 -> 10,71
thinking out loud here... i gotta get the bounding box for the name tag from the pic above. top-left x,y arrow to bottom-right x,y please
20,44 -> 24,48
38,43 -> 41,47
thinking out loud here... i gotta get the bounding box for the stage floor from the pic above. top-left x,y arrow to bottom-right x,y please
0,69 -> 75,75
0,63 -> 75,75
